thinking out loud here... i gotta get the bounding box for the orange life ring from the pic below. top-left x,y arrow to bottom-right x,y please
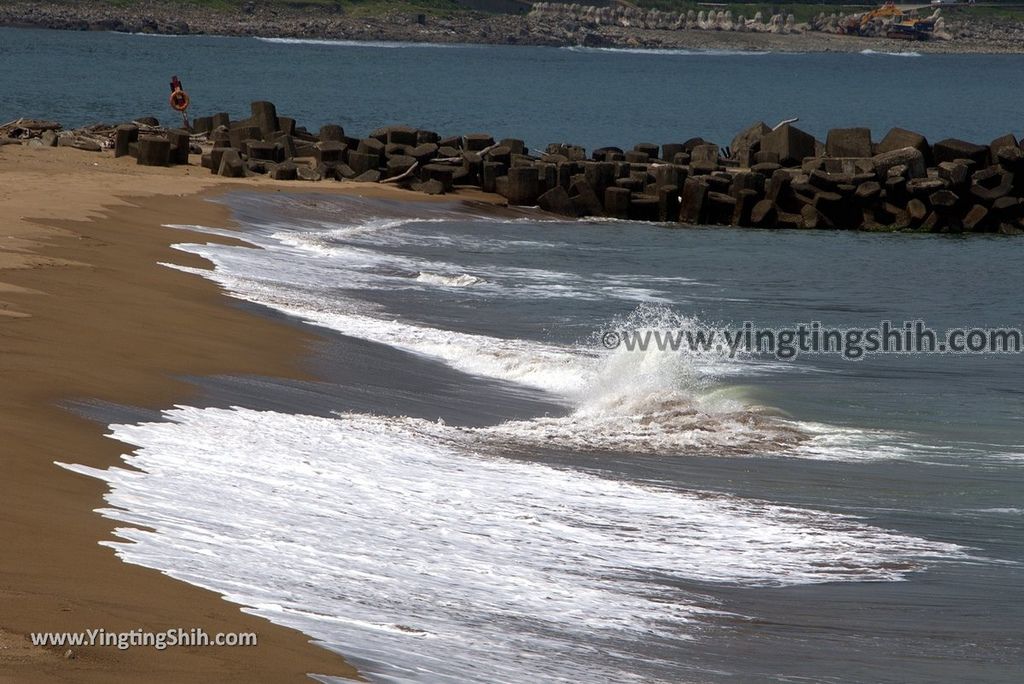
169,90 -> 190,112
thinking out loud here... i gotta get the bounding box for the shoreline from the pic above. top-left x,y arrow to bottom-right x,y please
0,144 -> 490,681
1,2 -> 1023,54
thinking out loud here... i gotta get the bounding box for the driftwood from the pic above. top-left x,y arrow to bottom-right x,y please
434,143 -> 501,165
380,161 -> 420,184
0,118 -> 63,139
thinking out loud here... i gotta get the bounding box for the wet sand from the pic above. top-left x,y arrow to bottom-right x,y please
0,144 -> 493,681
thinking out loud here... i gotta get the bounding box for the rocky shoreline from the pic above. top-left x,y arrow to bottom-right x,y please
1,0 -> 1023,53
6,100 -> 1023,234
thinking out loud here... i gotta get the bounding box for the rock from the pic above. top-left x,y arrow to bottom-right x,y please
115,124 -> 139,157
217,149 -> 245,177
537,186 -> 577,217
604,186 -> 631,219
250,101 -> 279,138
729,121 -> 770,166
70,138 -> 102,152
348,151 -> 380,175
728,170 -> 765,198
136,136 -> 170,166
167,129 -> 191,164
464,133 -> 495,151
410,143 -> 439,165
296,165 -> 323,181
878,127 -> 931,163
963,204 -> 990,232
192,116 -> 213,135
506,166 -> 540,205
992,196 -> 1024,220
246,159 -> 271,175
680,177 -> 710,224
312,141 -> 346,164
269,161 -> 298,180
634,142 -> 660,160
657,185 -> 681,222
732,189 -> 759,227
928,189 -> 960,213
277,117 -> 296,136
422,163 -> 456,192
996,146 -> 1024,177
419,179 -> 446,195
690,143 -> 720,165
872,147 -> 926,181
989,133 -> 1019,159
629,195 -> 660,222
569,179 -> 604,217
800,205 -> 832,230
907,198 -> 928,222
933,138 -> 990,168
208,147 -> 237,174
589,146 -> 620,162
750,199 -> 777,227
907,177 -> 948,198
854,181 -> 881,203
583,161 -> 617,199
970,175 -> 1013,205
229,124 -> 261,150
825,127 -> 872,158
752,162 -> 781,175
319,124 -> 345,142
385,125 -> 418,147
354,169 -> 382,183
760,124 -> 817,167
937,161 -> 970,189
482,161 -> 503,194
662,143 -> 686,162
40,130 -> 59,147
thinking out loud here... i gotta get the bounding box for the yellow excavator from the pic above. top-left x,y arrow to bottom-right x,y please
840,2 -> 937,39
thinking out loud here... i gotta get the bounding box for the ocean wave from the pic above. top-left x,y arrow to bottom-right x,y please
564,46 -> 771,56
415,271 -> 486,287
860,49 -> 922,57
255,36 -> 478,49
167,219 -> 877,459
59,405 -> 968,683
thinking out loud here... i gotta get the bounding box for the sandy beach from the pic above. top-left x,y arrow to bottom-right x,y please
0,144 -> 493,681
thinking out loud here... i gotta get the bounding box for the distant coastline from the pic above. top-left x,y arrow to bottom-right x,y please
2,0 -> 1024,53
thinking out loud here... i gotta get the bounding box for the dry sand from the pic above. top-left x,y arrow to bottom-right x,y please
0,144 -> 498,682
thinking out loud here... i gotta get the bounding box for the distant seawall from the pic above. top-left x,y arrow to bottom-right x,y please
1,1 -> 1022,53
6,103 -> 1024,235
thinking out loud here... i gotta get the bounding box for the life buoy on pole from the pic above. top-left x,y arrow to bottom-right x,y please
169,89 -> 190,112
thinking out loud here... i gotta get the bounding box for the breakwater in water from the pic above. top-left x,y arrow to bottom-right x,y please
8,102 -> 1024,234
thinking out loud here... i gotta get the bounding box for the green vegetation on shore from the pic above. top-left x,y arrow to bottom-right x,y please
95,0 -> 464,17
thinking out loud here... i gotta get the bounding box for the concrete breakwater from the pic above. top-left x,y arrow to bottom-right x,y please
531,2 -> 805,36
528,3 -> 953,41
6,103 -> 1024,234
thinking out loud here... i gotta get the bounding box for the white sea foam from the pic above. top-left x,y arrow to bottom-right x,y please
564,46 -> 770,57
256,37 -> 478,49
59,406 -> 967,683
860,49 -> 922,57
164,221 -> 889,458
415,271 -> 486,287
